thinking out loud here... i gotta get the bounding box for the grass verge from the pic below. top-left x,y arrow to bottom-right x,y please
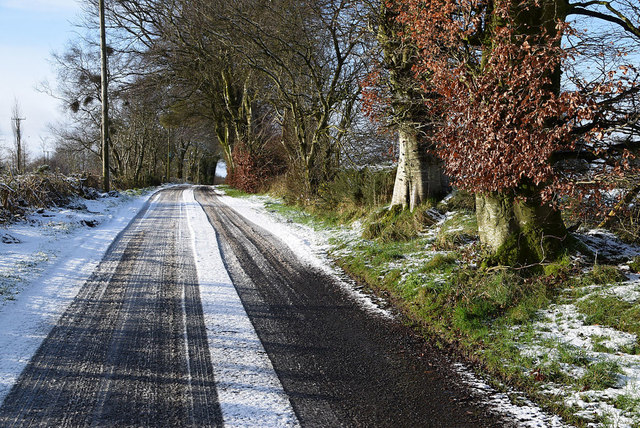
223,187 -> 640,427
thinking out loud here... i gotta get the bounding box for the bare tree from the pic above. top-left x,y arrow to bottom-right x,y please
39,136 -> 50,164
99,0 -> 374,197
220,0 -> 372,197
10,99 -> 27,175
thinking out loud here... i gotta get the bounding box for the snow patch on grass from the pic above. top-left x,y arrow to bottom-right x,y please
577,230 -> 640,263
535,304 -> 637,352
514,280 -> 640,426
454,363 -> 569,428
597,275 -> 640,303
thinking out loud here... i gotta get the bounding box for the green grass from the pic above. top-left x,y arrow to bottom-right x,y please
591,335 -> 619,353
422,253 -> 458,273
557,344 -> 590,367
362,204 -> 438,242
628,256 -> 640,273
433,212 -> 477,251
216,185 -> 253,199
583,264 -> 627,285
543,254 -> 573,277
576,295 -> 640,337
259,192 -> 374,231
436,190 -> 475,212
335,235 -> 557,345
577,360 -> 621,390
612,393 -> 640,413
264,201 -> 320,227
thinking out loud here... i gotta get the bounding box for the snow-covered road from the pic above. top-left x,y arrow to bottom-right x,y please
0,186 -> 296,426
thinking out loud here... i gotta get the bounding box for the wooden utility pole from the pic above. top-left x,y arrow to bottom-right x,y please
99,0 -> 110,191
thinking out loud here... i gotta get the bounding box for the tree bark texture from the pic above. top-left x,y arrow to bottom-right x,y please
391,128 -> 445,211
476,192 -> 567,265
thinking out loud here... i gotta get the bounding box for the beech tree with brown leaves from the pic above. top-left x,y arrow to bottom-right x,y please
391,0 -> 640,265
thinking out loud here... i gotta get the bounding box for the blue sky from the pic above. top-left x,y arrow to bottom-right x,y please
0,0 -> 81,160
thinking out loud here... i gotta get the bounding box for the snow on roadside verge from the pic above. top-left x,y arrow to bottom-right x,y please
453,363 -> 568,428
0,189 -> 157,405
183,188 -> 299,427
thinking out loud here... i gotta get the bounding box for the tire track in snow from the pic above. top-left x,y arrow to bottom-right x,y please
184,187 -> 299,427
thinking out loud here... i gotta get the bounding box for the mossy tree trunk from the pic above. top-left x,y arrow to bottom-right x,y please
474,0 -> 570,265
476,191 -> 567,265
390,127 -> 444,211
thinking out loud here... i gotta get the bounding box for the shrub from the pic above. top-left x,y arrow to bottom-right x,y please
227,142 -> 286,194
0,172 -> 93,223
317,167 -> 395,210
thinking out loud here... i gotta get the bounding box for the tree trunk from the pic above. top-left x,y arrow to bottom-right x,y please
390,128 -> 444,211
473,0 -> 570,265
176,139 -> 189,181
476,191 -> 567,265
133,138 -> 145,187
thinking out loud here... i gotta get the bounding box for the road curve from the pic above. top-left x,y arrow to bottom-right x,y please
195,186 -> 513,427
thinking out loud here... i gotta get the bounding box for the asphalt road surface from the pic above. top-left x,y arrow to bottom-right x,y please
0,186 -> 516,427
